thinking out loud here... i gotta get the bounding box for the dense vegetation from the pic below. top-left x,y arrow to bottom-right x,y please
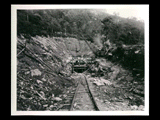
100,15 -> 144,78
17,9 -> 102,41
17,9 -> 144,44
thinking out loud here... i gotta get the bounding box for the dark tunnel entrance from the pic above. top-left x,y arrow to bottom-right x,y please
72,67 -> 88,73
72,59 -> 88,73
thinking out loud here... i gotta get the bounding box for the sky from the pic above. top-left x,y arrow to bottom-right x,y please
102,5 -> 149,21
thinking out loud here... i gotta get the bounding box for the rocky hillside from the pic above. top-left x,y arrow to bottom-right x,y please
17,35 -> 94,110
63,37 -> 94,57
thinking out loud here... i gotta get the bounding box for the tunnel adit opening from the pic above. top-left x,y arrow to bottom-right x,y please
72,59 -> 88,73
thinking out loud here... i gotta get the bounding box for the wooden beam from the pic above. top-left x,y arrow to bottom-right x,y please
17,48 -> 25,57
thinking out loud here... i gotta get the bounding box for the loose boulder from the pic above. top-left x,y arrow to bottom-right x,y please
126,76 -> 133,81
31,69 -> 42,77
100,78 -> 112,85
53,97 -> 62,102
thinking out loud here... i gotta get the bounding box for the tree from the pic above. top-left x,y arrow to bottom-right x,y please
101,16 -> 116,41
101,15 -> 144,45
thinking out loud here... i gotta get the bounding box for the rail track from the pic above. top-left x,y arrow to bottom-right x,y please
56,74 -> 100,111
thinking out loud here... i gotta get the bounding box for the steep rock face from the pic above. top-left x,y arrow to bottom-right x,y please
31,36 -> 71,63
64,37 -> 94,57
17,36 -> 80,111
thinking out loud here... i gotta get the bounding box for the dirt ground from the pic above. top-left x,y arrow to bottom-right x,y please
83,58 -> 144,111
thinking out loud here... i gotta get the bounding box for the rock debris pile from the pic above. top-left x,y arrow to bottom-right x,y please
17,36 -> 76,111
86,58 -> 144,110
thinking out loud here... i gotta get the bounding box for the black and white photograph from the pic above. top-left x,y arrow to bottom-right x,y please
11,5 -> 149,115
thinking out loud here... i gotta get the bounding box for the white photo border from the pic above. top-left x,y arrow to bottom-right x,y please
11,4 -> 149,116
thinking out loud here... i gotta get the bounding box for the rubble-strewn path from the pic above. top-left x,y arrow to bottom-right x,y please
57,69 -> 144,111
71,82 -> 96,111
86,75 -> 132,111
60,57 -> 144,111
58,74 -> 99,111
84,58 -> 144,111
